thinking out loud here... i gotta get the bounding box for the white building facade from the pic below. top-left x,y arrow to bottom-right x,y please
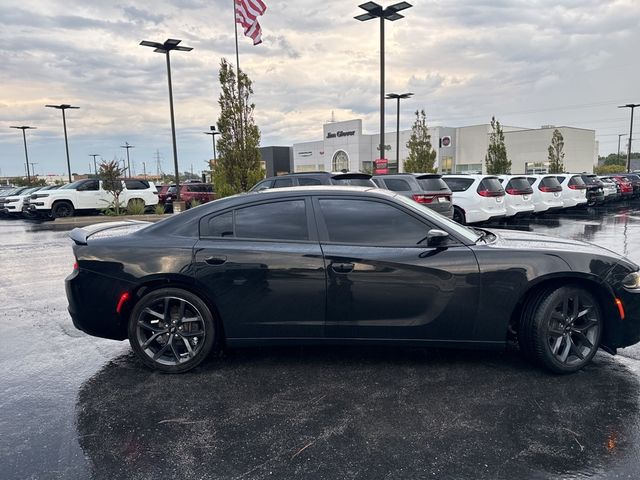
292,119 -> 597,175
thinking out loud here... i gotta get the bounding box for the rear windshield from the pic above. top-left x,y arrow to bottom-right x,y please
526,177 -> 536,185
417,177 -> 449,192
478,177 -> 504,192
540,177 -> 562,189
569,176 -> 586,187
582,175 -> 600,185
506,178 -> 533,192
443,177 -> 474,192
382,178 -> 413,191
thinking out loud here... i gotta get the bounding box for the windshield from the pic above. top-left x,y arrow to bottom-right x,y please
393,193 -> 481,243
60,180 -> 89,190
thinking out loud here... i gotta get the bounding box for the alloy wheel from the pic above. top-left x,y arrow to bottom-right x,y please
546,292 -> 600,367
135,296 -> 207,367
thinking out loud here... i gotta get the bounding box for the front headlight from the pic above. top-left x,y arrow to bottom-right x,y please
622,272 -> 640,290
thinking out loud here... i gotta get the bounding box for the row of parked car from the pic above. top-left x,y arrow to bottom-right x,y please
1,171 -> 639,224
248,171 -> 640,225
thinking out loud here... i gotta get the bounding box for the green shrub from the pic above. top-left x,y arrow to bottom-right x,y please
154,203 -> 166,215
189,199 -> 202,209
127,199 -> 146,215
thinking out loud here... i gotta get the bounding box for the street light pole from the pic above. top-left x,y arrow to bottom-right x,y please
120,142 -> 134,177
89,154 -> 100,177
10,126 -> 36,185
203,126 -> 221,181
45,104 -> 79,183
618,103 -> 639,173
355,2 -> 412,172
386,92 -> 413,171
617,134 -> 627,165
140,38 -> 193,203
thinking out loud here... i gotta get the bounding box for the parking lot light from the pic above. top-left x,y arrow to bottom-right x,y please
386,92 -> 413,170
618,103 -> 640,173
45,104 -> 79,183
140,38 -> 193,202
10,126 -> 36,185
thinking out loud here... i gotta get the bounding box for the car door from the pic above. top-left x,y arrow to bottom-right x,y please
194,197 -> 326,340
314,195 -> 481,341
75,180 -> 101,209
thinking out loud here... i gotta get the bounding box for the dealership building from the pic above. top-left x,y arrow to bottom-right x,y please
291,119 -> 598,175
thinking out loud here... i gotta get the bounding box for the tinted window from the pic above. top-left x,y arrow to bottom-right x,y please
203,184 -> 214,192
443,178 -> 474,192
540,177 -> 561,189
506,178 -> 533,192
204,211 -> 233,237
124,180 -> 150,190
383,179 -> 412,192
417,177 -> 449,192
319,199 -> 428,246
372,178 -> 384,187
478,178 -> 503,193
235,200 -> 308,241
79,180 -> 99,191
556,176 -> 566,183
250,180 -> 273,191
526,177 -> 536,185
569,176 -> 586,187
297,177 -> 323,186
273,178 -> 294,188
167,186 -> 178,194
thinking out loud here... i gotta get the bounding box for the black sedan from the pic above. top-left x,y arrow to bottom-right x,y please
66,187 -> 640,374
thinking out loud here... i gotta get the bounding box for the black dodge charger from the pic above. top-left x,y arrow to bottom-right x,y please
66,187 -> 640,373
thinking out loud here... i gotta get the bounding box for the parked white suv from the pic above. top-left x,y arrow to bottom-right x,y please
442,175 -> 507,224
525,175 -> 564,213
554,174 -> 588,208
497,175 -> 535,217
27,178 -> 158,218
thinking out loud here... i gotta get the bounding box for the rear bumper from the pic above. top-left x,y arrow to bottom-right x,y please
65,268 -> 133,341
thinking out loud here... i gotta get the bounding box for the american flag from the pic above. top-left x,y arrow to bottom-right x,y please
235,0 -> 267,45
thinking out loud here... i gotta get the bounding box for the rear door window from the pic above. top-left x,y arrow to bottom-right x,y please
124,180 -> 150,190
297,177 -> 323,186
273,178 -> 294,188
416,177 -> 449,192
569,176 -> 586,187
443,178 -> 474,192
251,180 -> 274,191
235,200 -> 308,240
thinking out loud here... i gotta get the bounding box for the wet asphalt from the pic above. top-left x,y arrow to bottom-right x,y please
2,201 -> 640,480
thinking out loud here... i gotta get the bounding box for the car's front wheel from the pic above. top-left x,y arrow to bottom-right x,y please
520,285 -> 602,373
453,207 -> 466,225
52,201 -> 75,218
128,288 -> 216,373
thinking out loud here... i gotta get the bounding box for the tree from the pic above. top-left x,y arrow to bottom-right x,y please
10,177 -> 46,187
595,164 -> 626,175
99,159 -> 125,215
213,58 -> 264,197
485,116 -> 511,174
403,109 -> 437,173
547,129 -> 565,174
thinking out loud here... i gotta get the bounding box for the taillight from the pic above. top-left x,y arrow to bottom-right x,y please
568,184 -> 586,190
506,188 -> 533,195
412,194 -> 434,204
73,261 -> 78,270
477,189 -> 503,197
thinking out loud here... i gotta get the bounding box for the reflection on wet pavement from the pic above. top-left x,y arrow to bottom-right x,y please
2,200 -> 640,479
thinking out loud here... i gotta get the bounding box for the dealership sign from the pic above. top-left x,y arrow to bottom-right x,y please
373,158 -> 389,175
326,130 -> 356,139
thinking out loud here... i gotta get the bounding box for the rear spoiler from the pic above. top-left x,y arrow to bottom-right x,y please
69,220 -> 151,245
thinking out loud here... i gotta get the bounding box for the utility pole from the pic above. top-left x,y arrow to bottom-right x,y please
618,103 -> 639,173
89,154 -> 100,177
29,162 -> 38,178
10,126 -> 36,185
120,142 -> 134,177
142,161 -> 147,179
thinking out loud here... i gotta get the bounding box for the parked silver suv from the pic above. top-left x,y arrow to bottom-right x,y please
372,173 -> 454,218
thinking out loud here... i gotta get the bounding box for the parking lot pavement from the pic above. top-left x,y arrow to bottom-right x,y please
2,202 -> 640,479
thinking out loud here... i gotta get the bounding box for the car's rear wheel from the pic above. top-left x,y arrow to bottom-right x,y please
128,288 -> 216,373
520,285 -> 602,373
453,207 -> 466,225
52,201 -> 74,218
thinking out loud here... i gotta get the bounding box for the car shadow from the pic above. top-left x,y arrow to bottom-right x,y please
76,345 -> 640,480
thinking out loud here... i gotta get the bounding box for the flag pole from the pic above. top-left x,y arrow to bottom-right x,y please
233,0 -> 245,155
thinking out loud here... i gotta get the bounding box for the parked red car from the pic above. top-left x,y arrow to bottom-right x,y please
159,183 -> 216,209
609,176 -> 634,198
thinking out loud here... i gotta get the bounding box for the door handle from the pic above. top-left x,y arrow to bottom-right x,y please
205,255 -> 227,265
330,262 -> 354,274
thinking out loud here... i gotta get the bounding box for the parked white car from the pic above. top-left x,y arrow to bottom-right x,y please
497,175 -> 535,217
554,174 -> 588,208
524,175 -> 565,213
442,175 -> 507,224
0,186 -> 43,217
598,176 -> 619,201
27,178 -> 159,218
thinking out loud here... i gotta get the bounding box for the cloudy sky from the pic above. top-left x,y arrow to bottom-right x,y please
1,0 -> 639,177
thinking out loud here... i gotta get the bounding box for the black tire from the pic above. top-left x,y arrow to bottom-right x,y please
52,201 -> 75,218
520,285 -> 602,373
128,288 -> 216,373
453,207 -> 466,225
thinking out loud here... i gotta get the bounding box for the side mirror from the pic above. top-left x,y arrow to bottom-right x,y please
426,229 -> 449,246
